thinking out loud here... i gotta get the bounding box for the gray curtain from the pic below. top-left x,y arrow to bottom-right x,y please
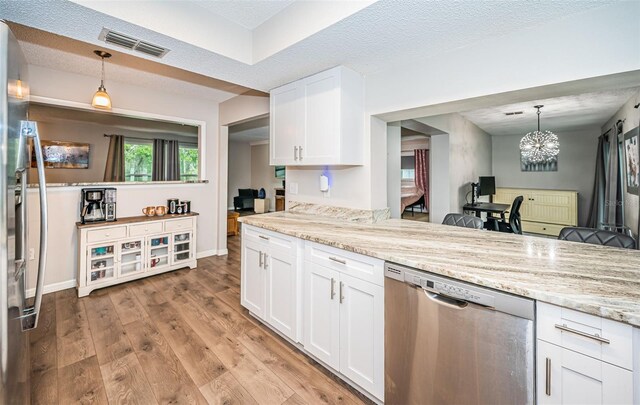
103,135 -> 124,182
152,139 -> 165,181
587,136 -> 606,228
166,140 -> 180,181
589,123 -> 625,230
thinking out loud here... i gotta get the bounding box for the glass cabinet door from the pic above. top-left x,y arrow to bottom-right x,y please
118,239 -> 144,277
147,234 -> 170,270
87,243 -> 117,285
172,231 -> 193,264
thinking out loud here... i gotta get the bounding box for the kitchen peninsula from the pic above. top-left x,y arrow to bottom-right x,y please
239,204 -> 640,404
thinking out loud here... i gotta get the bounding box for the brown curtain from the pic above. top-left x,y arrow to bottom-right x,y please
414,149 -> 429,211
166,140 -> 180,181
103,135 -> 124,182
152,139 -> 165,181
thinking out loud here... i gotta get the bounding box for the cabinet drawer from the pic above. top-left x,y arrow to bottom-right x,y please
243,225 -> 296,255
537,302 -> 633,370
305,242 -> 384,286
86,226 -> 127,243
522,221 -> 564,236
129,221 -> 163,237
165,218 -> 193,232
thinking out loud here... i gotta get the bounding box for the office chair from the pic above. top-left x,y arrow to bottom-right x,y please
496,196 -> 524,235
442,213 -> 484,229
558,227 -> 636,249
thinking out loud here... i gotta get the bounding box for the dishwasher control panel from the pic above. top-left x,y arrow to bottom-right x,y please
386,263 -> 495,307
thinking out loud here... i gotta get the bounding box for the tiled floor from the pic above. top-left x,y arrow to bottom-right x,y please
29,234 -> 370,405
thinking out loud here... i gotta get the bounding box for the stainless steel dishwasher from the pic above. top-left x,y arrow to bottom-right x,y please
385,262 -> 535,405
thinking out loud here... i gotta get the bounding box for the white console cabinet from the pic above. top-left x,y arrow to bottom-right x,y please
77,214 -> 197,297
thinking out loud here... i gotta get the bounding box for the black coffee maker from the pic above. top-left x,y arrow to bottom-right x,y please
81,188 -> 117,224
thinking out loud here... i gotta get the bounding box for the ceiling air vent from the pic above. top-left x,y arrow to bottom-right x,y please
98,28 -> 170,58
505,111 -> 524,116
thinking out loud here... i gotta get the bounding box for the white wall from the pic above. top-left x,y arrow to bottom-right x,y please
492,128 -> 600,226
386,123 -> 401,218
602,90 -> 640,236
25,65 -> 222,292
227,141 -> 252,208
419,113 -> 493,215
283,2 -> 640,213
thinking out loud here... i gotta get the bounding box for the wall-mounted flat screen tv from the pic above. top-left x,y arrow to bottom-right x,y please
275,166 -> 285,179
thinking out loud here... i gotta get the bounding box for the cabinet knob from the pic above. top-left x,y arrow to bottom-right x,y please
105,233 -> 110,237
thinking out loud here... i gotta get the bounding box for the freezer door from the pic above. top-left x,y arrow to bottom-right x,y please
385,277 -> 535,405
0,22 -> 30,404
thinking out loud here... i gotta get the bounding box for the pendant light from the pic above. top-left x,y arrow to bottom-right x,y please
91,50 -> 112,110
519,105 -> 559,164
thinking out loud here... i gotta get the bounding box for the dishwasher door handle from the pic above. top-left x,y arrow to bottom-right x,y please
424,290 -> 468,309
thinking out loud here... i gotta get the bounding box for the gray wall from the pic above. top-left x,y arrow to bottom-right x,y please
227,141 -> 251,208
491,127 -> 600,226
251,143 -> 281,210
419,113 -> 493,220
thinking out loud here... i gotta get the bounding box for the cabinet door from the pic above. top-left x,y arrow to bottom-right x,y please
270,82 -> 303,165
87,242 -> 117,285
537,340 -> 633,405
265,247 -> 298,342
302,70 -> 339,164
171,231 -> 193,265
241,239 -> 266,319
117,238 -> 144,278
339,273 -> 384,399
303,262 -> 340,370
147,234 -> 171,270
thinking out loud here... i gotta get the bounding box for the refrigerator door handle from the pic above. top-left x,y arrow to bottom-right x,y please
19,121 -> 48,331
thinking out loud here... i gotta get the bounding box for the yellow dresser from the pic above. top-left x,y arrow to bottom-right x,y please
493,188 -> 578,237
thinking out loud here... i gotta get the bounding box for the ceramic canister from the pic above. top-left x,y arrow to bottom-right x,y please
167,198 -> 179,214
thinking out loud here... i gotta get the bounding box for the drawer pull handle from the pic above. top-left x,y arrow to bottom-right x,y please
554,324 -> 610,344
545,357 -> 551,396
105,234 -> 110,237
259,235 -> 270,241
329,256 -> 346,265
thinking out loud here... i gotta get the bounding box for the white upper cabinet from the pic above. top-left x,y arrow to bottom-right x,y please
270,66 -> 364,166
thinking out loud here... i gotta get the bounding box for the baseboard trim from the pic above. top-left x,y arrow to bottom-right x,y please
196,249 -> 217,259
26,279 -> 76,298
216,249 -> 229,256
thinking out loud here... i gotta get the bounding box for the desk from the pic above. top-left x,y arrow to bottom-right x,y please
463,202 -> 510,221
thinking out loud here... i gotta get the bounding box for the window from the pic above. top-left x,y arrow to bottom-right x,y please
179,143 -> 199,180
401,156 -> 415,180
124,139 -> 153,182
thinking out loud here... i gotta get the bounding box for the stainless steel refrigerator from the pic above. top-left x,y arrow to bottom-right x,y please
0,21 -> 48,404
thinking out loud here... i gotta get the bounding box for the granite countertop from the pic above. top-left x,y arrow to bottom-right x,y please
240,212 -> 640,327
76,212 -> 199,228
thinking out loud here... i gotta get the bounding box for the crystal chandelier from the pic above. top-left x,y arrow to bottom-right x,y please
519,105 -> 559,164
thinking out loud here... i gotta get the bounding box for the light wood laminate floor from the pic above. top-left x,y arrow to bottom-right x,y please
29,233 -> 370,405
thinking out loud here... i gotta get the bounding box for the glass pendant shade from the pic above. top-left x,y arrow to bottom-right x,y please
91,50 -> 112,110
92,84 -> 112,109
519,106 -> 559,164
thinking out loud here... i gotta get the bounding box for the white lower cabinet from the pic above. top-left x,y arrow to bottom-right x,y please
303,243 -> 384,401
240,227 -> 300,342
304,262 -> 341,370
536,302 -> 635,405
537,340 -> 633,405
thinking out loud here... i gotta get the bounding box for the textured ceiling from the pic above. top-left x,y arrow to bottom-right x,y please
190,0 -> 295,29
460,88 -> 640,136
8,23 -> 258,102
0,0 -> 611,92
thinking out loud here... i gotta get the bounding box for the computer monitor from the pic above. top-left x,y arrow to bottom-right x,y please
478,176 -> 496,196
